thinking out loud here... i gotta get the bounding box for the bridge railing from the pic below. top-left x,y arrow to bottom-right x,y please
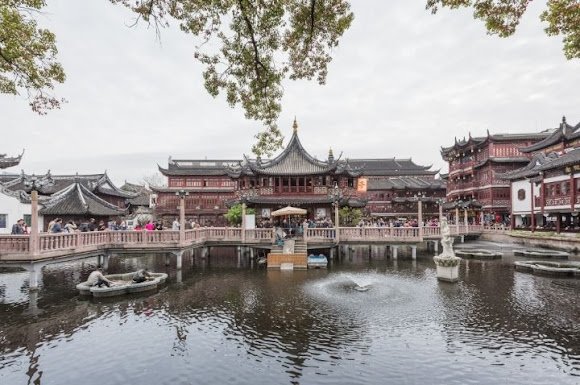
0,235 -> 30,253
422,226 -> 440,237
39,233 -> 78,251
245,228 -> 274,242
306,228 -> 336,241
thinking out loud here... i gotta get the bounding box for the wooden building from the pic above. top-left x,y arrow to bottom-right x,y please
501,117 -> 580,232
155,120 -> 445,225
440,130 -> 550,224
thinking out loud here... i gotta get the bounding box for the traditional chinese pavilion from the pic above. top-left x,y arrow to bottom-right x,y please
440,129 -> 550,224
501,116 -> 580,232
155,120 -> 445,225
0,172 -> 135,230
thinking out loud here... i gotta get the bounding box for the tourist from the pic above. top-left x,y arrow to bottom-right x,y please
11,219 -> 24,235
119,220 -> 128,230
47,219 -> 56,233
155,221 -> 163,231
145,220 -> 155,231
52,218 -> 64,233
97,220 -> 107,231
64,221 -> 77,233
132,268 -> 152,283
185,219 -> 193,230
88,218 -> 97,232
172,218 -> 180,231
86,267 -> 113,288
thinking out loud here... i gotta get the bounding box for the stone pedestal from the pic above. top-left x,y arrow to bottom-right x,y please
433,256 -> 461,282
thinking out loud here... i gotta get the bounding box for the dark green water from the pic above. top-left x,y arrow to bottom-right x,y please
1,241 -> 579,385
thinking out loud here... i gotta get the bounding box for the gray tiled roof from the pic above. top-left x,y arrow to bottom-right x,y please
239,128 -> 347,176
520,117 -> 580,153
498,153 -> 557,180
0,150 -> 23,170
40,183 -> 126,216
348,158 -> 437,176
2,172 -> 137,199
367,177 -> 446,190
441,131 -> 551,156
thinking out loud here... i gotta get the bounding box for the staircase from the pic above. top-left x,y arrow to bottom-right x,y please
267,239 -> 308,270
294,239 -> 307,254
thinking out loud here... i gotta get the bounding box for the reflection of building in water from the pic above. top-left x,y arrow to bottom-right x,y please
437,258 -> 580,364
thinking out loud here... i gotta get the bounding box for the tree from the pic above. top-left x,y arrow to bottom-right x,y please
338,206 -> 362,227
142,172 -> 167,188
0,0 -> 65,114
225,203 -> 255,226
426,0 -> 580,60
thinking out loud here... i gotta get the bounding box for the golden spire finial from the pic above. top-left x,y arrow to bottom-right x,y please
293,116 -> 298,132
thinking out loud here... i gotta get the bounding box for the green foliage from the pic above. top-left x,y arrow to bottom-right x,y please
111,0 -> 354,156
225,203 -> 255,226
0,0 -> 65,113
426,0 -> 580,60
338,206 -> 361,227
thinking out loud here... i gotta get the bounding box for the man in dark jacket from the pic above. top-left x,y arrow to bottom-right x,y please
11,219 -> 24,234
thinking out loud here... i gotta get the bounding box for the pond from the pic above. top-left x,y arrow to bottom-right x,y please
1,241 -> 579,385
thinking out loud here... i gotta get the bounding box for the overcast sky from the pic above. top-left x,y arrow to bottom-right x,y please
2,1 -> 579,186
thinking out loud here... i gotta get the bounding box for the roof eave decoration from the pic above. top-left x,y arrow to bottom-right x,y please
0,149 -> 24,170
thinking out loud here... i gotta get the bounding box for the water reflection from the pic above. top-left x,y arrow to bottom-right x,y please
0,244 -> 579,385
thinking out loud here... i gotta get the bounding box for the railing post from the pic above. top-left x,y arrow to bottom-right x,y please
241,203 -> 246,244
334,203 -> 340,244
179,196 -> 185,245
418,199 -> 423,241
29,191 -> 39,257
464,208 -> 469,234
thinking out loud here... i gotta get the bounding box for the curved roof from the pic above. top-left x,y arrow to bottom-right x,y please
498,153 -> 558,180
367,177 -> 446,190
2,171 -> 137,199
520,117 -> 580,153
441,130 -> 551,158
241,124 -> 342,176
40,183 -> 127,216
0,150 -> 24,170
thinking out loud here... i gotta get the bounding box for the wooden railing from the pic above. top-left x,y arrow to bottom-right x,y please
0,225 -> 486,259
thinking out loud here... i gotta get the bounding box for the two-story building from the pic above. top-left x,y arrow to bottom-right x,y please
501,117 -> 580,232
440,130 -> 550,224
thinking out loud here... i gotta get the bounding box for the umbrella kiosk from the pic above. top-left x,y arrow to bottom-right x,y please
271,206 -> 307,237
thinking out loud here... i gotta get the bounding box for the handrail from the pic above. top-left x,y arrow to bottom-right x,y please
0,224 -> 488,257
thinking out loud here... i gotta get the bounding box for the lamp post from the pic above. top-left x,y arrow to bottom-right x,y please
437,198 -> 444,222
23,172 -> 54,257
331,182 -> 341,243
415,193 -> 425,241
175,189 -> 189,245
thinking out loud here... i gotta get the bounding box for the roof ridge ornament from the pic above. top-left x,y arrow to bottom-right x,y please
293,117 -> 298,132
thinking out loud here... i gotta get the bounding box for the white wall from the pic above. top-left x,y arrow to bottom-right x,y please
511,180 -> 532,215
0,191 -> 44,234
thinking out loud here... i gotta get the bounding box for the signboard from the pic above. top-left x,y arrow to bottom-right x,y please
244,214 -> 256,229
357,178 -> 368,192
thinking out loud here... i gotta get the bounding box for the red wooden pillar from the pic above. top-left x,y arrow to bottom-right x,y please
570,173 -> 575,212
530,180 -> 535,232
556,212 -> 561,234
